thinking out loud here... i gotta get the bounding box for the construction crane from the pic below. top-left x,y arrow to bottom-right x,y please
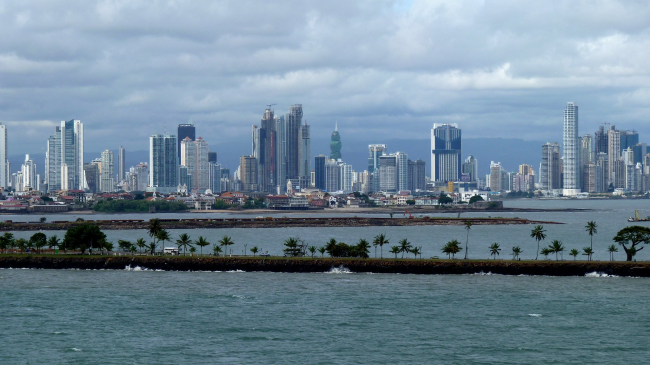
267,103 -> 277,110
404,210 -> 413,219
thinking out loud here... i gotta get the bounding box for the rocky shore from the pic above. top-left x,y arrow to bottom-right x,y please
1,256 -> 647,277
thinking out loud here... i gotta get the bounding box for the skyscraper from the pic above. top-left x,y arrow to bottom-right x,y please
462,155 -> 478,182
45,120 -> 84,192
20,155 -> 37,191
117,146 -> 126,182
408,159 -> 426,191
379,155 -> 397,192
0,123 -> 6,190
431,123 -> 461,182
368,144 -> 386,193
541,142 -> 561,190
240,155 -> 258,192
608,127 -> 621,188
181,136 -> 210,192
298,120 -> 311,187
314,155 -> 326,190
286,104 -> 303,180
330,123 -> 342,160
563,102 -> 580,195
177,123 -> 195,160
149,133 -> 178,193
100,149 -> 114,193
595,126 -> 608,155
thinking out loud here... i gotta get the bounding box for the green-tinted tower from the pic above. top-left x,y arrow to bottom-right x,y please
330,123 -> 342,160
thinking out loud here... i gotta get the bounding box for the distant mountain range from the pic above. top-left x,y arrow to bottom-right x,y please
10,137 -> 547,181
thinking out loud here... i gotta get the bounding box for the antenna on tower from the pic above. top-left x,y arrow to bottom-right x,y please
335,121 -> 338,132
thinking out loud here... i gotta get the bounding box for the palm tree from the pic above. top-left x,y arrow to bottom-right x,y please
318,247 -> 326,258
1,232 -> 14,253
213,244 -> 223,256
47,235 -> 60,252
549,240 -> 565,261
355,239 -> 371,259
195,236 -> 210,256
569,249 -> 579,261
325,238 -> 338,257
250,246 -> 259,256
511,246 -> 522,260
607,244 -> 618,261
156,229 -> 171,255
148,241 -> 157,255
585,221 -> 597,261
390,246 -> 400,259
373,234 -> 389,259
148,219 -> 162,253
176,233 -> 192,256
489,243 -> 501,259
219,235 -> 235,256
540,247 -> 552,260
531,225 -> 547,260
398,238 -> 413,258
189,246 -> 196,256
129,244 -> 137,256
442,239 -> 462,259
411,246 -> 421,259
135,238 -> 147,254
464,220 -> 472,259
582,247 -> 594,261
308,246 -> 316,258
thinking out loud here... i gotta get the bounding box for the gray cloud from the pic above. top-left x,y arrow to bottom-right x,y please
1,0 -> 650,168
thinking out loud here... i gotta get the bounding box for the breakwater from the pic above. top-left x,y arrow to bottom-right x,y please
0,216 -> 561,231
1,256 -> 647,277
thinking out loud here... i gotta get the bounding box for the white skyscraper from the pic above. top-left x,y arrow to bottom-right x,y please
563,102 -> 580,196
46,120 -> 84,192
181,136 -> 210,192
117,146 -> 126,182
0,123 -> 7,189
100,149 -> 115,193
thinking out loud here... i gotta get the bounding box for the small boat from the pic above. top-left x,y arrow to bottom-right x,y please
628,210 -> 650,222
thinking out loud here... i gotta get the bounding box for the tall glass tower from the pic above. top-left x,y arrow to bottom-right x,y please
563,102 -> 580,195
330,123 -> 342,160
149,133 -> 178,193
431,123 -> 461,182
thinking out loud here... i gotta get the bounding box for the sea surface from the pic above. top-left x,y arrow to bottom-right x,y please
3,199 -> 650,364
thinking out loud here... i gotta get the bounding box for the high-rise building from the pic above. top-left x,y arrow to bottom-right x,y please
596,152 -> 609,192
298,120 -> 310,186
20,155 -> 37,191
83,163 -> 100,193
330,123 -> 342,160
431,123 -> 462,182
368,144 -> 386,192
379,155 -> 397,192
408,159 -> 426,191
595,126 -> 608,155
489,162 -> 503,192
240,155 -> 258,192
462,155 -> 478,182
395,152 -> 409,192
100,149 -> 114,193
633,143 -> 647,164
286,104 -> 303,181
541,142 -> 561,191
314,155 -> 326,190
149,133 -> 178,193
45,120 -> 84,192
208,152 -> 217,163
177,123 -> 195,160
607,127 -> 622,188
209,162 -> 222,194
181,136 -> 210,192
583,163 -> 598,193
339,162 -> 353,193
621,130 -> 639,152
117,146 -> 126,182
563,102 -> 580,195
325,159 -> 340,192
0,123 -> 7,190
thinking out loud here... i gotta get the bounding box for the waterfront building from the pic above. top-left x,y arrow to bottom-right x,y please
286,104 -> 303,182
149,133 -> 178,193
608,127 -> 621,188
489,161 -> 503,192
83,163 -> 100,193
626,163 -> 642,192
340,162 -> 353,193
583,163 -> 598,193
462,155 -> 478,182
177,123 -> 195,160
596,152 -> 609,192
274,115 -> 286,192
45,120 -> 84,192
0,123 -> 7,190
541,142 -> 561,191
100,149 -> 114,193
408,159 -> 426,191
330,123 -> 342,160
379,155 -> 397,192
208,152 -> 217,163
209,162 -> 222,194
117,146 -> 125,182
314,155 -> 326,190
181,136 -> 210,192
20,155 -> 37,191
563,102 -> 580,196
325,159 -> 340,192
431,123 -> 461,182
240,155 -> 258,192
368,144 -> 386,193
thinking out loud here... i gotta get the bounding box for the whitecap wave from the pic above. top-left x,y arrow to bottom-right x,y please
125,265 -> 148,271
68,348 -> 82,352
325,265 -> 353,274
226,269 -> 245,273
585,272 -> 618,278
528,313 -> 542,317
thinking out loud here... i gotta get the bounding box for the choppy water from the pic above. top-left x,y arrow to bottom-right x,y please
1,268 -> 648,364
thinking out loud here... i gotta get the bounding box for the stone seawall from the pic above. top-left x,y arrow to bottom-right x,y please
0,256 -> 648,277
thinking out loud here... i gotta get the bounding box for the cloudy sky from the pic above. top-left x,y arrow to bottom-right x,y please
2,0 -> 650,162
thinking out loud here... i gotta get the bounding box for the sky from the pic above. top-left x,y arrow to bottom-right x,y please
2,0 -> 650,166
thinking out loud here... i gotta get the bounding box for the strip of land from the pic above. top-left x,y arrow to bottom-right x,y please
0,217 -> 562,231
0,256 -> 646,277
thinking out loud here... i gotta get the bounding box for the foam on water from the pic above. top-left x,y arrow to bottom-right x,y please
325,265 -> 353,274
528,313 -> 542,317
585,272 -> 619,278
68,348 -> 82,352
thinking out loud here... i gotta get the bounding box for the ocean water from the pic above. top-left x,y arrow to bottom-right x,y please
1,268 -> 648,364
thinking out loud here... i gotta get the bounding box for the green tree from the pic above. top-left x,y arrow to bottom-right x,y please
373,234 -> 389,259
585,221 -> 597,260
355,239 -> 371,259
442,239 -> 462,259
176,233 -> 192,255
540,247 -> 552,260
325,238 -> 338,257
569,249 -> 579,261
47,235 -> 60,251
307,246 -> 316,258
129,244 -> 137,256
156,229 -> 171,254
613,225 -> 650,261
0,232 -> 14,253
118,239 -> 132,252
511,246 -> 522,260
213,244 -> 223,256
318,246 -> 326,258
195,236 -> 209,256
438,192 -> 453,205
398,238 -> 413,258
284,237 -> 301,257
489,242 -> 501,259
582,247 -> 594,261
148,219 -> 162,254
411,246 -> 421,259
29,232 -> 47,254
63,224 -> 107,254
148,241 -> 157,255
468,195 -> 484,204
189,246 -> 196,255
250,246 -> 259,257
135,238 -> 147,254
390,245 -> 400,259
549,240 -> 565,261
464,220 -> 472,259
39,217 -> 47,223
607,244 -> 619,261
531,225 -> 547,260
15,238 -> 28,253
219,235 -> 235,256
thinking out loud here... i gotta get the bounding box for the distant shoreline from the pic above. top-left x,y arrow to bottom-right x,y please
0,256 -> 647,277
